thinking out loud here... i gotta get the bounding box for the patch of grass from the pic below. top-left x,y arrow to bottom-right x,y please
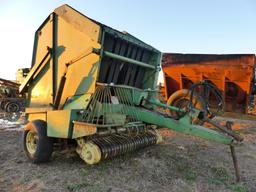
177,163 -> 198,181
208,178 -> 224,185
128,188 -> 139,192
67,182 -> 90,191
210,166 -> 229,181
208,166 -> 246,192
95,162 -> 108,171
227,183 -> 246,192
78,163 -> 108,176
67,181 -> 103,192
208,166 -> 229,186
20,171 -> 42,184
79,168 -> 88,176
184,169 -> 198,181
208,178 -> 246,192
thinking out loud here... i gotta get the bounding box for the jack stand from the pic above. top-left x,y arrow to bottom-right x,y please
226,121 -> 241,183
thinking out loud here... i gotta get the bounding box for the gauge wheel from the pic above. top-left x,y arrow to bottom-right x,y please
5,102 -> 20,112
167,89 -> 206,124
23,120 -> 53,163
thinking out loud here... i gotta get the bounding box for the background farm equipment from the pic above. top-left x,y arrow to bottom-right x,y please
20,4 -> 243,181
0,72 -> 28,121
161,53 -> 256,116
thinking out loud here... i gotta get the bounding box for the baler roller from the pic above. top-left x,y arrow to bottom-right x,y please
76,131 -> 160,164
94,133 -> 157,159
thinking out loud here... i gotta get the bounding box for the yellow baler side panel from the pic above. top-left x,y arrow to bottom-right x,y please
30,72 -> 53,107
34,18 -> 53,71
54,4 -> 100,42
29,17 -> 53,107
56,16 -> 101,107
28,113 -> 47,122
47,110 -> 71,138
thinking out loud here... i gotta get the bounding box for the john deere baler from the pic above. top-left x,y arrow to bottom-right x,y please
20,5 -> 242,181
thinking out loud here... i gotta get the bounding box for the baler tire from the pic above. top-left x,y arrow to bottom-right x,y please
23,120 -> 53,163
167,89 -> 207,123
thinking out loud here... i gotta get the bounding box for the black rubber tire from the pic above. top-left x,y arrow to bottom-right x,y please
23,120 -> 53,163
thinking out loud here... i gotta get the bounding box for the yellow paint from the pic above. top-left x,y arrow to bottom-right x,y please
54,4 -> 100,42
26,5 -> 101,111
47,110 -> 73,138
34,17 -> 53,70
28,16 -> 53,108
31,87 -> 43,98
56,15 -> 101,107
63,94 -> 91,110
28,113 -> 47,123
76,138 -> 102,164
72,121 -> 97,138
25,131 -> 38,155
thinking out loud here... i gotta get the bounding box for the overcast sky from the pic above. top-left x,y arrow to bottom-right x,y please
0,0 -> 256,80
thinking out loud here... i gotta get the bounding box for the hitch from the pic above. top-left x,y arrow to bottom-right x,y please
147,98 -> 243,182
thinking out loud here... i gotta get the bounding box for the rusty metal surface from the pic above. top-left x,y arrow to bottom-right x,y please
162,53 -> 256,114
0,77 -> 25,113
0,78 -> 20,89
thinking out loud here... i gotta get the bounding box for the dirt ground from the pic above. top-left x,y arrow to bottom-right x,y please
0,117 -> 256,192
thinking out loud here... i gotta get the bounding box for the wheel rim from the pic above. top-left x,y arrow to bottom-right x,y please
26,131 -> 38,155
80,142 -> 101,164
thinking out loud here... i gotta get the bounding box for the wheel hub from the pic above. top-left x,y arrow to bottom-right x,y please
76,139 -> 101,164
26,131 -> 38,155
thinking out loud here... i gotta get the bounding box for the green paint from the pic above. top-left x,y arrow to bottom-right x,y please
103,51 -> 155,69
103,27 -> 158,52
63,94 -> 91,110
148,98 -> 186,113
124,106 -> 233,144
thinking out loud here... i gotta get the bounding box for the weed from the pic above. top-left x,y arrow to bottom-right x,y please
79,168 -> 88,176
227,183 -> 247,192
210,166 -> 229,181
208,178 -> 224,185
209,166 -> 246,192
177,163 -> 198,181
184,169 -> 198,181
67,181 -> 90,191
96,162 -> 107,171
